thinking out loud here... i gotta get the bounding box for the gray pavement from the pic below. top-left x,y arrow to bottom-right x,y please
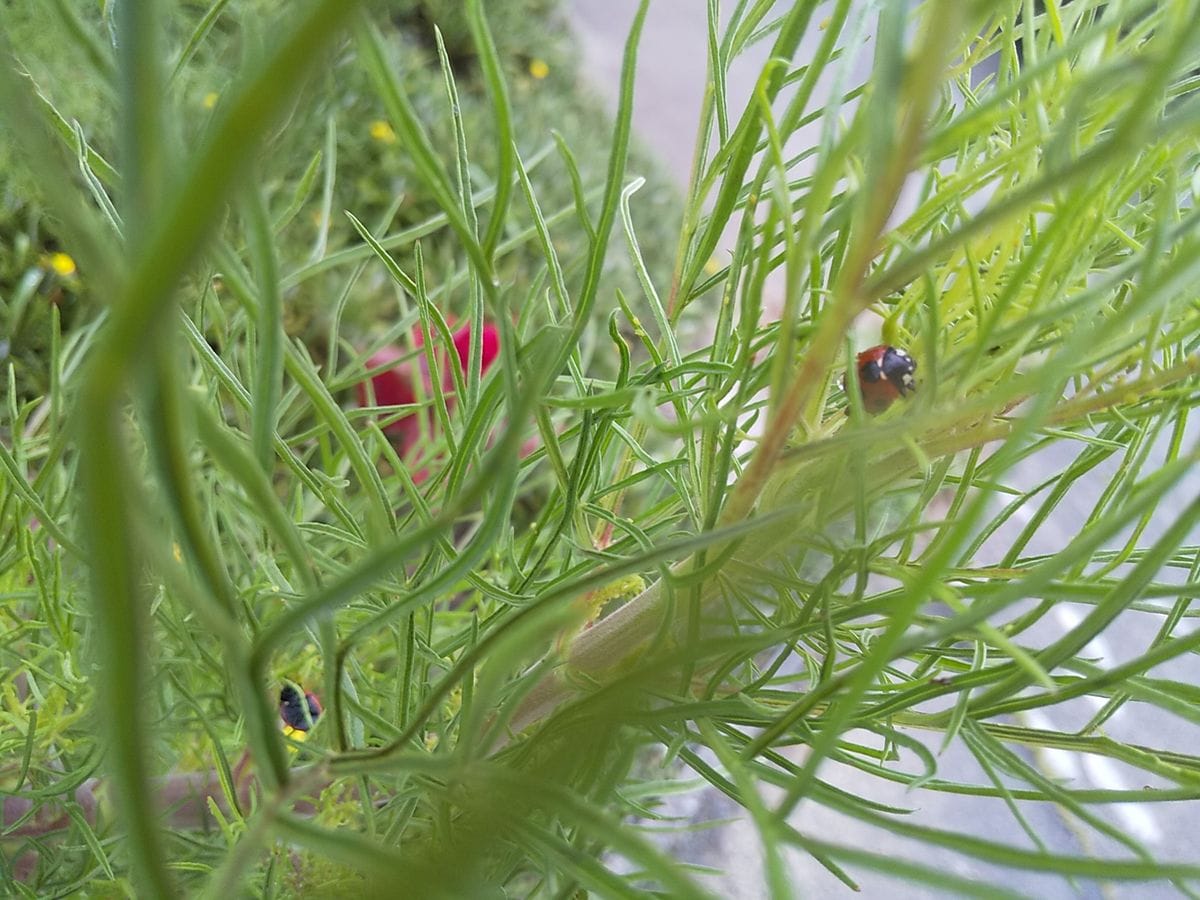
567,1 -> 1200,896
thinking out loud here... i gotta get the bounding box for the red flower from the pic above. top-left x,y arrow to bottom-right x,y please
357,320 -> 500,462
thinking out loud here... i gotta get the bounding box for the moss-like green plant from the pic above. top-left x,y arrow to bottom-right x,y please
3,0 -> 1200,896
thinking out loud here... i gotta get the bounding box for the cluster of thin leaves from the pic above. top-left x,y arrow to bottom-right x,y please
3,0 -> 1200,896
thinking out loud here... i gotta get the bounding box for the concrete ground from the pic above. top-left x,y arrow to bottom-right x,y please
566,2 -> 1200,896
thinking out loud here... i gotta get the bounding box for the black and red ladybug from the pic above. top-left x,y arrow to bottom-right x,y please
279,683 -> 322,738
845,344 -> 917,414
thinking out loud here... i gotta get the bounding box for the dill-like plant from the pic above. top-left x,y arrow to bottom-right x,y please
2,1 -> 1200,896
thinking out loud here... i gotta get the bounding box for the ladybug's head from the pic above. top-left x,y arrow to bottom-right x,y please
877,346 -> 917,395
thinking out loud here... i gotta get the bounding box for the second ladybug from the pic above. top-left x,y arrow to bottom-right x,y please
846,344 -> 917,414
279,683 -> 322,737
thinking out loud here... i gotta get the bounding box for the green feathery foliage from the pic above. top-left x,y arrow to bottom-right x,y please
2,0 -> 1200,897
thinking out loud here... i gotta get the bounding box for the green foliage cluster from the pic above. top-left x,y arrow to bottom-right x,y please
0,0 -> 677,398
2,0 -> 1200,898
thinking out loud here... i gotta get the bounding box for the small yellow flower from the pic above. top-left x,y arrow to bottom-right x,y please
528,58 -> 550,80
202,92 -> 219,110
369,120 -> 397,144
283,725 -> 309,743
591,574 -> 646,608
47,252 -> 77,277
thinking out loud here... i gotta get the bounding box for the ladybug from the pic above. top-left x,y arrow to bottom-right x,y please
279,683 -> 322,737
845,344 -> 917,414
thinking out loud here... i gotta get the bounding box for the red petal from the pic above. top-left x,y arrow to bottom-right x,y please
359,347 -> 417,408
449,322 -> 501,383
358,320 -> 501,459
